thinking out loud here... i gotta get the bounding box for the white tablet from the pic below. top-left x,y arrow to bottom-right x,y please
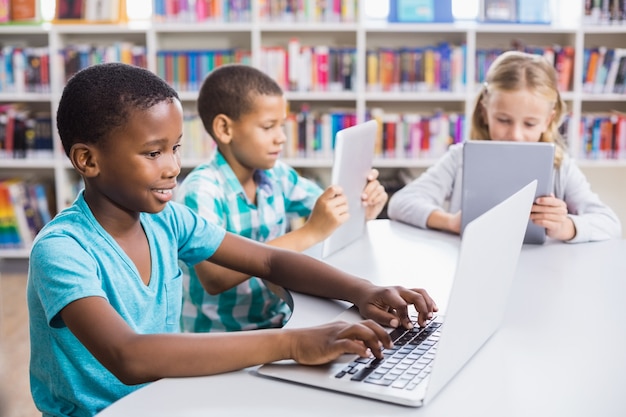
321,120 -> 378,258
461,140 -> 555,244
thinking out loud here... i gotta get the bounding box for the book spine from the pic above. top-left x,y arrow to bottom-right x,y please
316,45 -> 329,92
0,183 -> 21,248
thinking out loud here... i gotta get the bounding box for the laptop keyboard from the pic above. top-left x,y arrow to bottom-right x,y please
334,317 -> 442,391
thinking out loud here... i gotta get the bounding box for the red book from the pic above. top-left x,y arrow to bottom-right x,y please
556,46 -> 575,92
420,117 -> 431,156
316,46 -> 329,91
383,119 -> 396,158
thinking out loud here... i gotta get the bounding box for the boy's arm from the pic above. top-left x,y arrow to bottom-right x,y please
203,233 -> 437,328
195,185 -> 350,294
60,296 -> 392,385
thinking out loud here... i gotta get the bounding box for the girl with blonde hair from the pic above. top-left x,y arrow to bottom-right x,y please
388,50 -> 621,242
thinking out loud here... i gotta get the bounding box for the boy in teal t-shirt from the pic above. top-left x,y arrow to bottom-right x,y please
27,62 -> 437,416
176,64 -> 389,332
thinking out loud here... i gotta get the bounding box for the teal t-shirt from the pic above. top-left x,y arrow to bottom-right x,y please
27,191 -> 226,417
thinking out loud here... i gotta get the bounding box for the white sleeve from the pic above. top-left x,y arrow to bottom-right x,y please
556,158 -> 622,243
387,144 -> 463,229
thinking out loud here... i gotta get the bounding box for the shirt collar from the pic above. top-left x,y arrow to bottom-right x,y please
214,150 -> 274,197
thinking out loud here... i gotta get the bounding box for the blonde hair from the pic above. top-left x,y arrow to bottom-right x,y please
470,50 -> 567,167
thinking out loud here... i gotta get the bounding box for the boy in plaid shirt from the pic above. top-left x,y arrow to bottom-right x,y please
176,64 -> 388,332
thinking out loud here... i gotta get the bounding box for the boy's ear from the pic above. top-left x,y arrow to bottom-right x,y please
69,143 -> 99,178
212,114 -> 233,144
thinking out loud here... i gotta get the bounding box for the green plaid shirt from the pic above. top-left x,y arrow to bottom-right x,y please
176,150 -> 322,332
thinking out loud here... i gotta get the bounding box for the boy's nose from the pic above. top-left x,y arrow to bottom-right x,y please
165,153 -> 181,177
276,129 -> 287,144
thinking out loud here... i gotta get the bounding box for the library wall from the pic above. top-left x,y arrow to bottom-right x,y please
1,0 -> 626,260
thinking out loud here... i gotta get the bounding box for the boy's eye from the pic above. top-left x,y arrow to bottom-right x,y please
173,144 -> 182,153
147,151 -> 161,158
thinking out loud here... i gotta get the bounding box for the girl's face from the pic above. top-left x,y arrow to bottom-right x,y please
482,89 -> 555,142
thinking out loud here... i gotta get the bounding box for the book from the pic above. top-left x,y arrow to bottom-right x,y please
584,47 -> 602,93
388,0 -> 453,23
517,0 -> 551,23
604,48 -> 626,93
27,181 -> 52,229
593,47 -> 614,94
480,0 -> 518,22
55,0 -> 84,20
0,0 -> 9,23
3,179 -> 36,247
9,0 -> 39,21
555,45 -> 574,92
84,0 -> 121,23
613,54 -> 626,94
0,182 -> 21,248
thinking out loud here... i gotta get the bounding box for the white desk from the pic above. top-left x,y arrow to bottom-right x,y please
97,220 -> 626,417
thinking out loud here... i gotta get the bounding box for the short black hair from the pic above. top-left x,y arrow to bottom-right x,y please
196,64 -> 284,140
57,62 -> 179,156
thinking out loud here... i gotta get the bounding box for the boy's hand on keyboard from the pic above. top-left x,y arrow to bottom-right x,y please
288,320 -> 392,365
354,286 -> 438,329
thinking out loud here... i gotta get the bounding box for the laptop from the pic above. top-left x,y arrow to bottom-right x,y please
255,180 -> 537,407
461,140 -> 555,244
321,119 -> 378,258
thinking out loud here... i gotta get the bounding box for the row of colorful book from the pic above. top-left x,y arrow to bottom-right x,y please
153,0 -> 251,22
156,48 -> 251,92
258,0 -> 357,23
476,45 -> 575,92
0,104 -> 53,159
153,0 -> 357,23
0,178 -> 52,249
60,43 -> 148,83
366,43 -> 466,93
582,47 -> 626,95
18,43 -> 626,98
158,46 -> 354,94
282,108 -> 466,160
260,43 -> 356,93
283,107 -> 357,159
1,45 -> 50,94
579,112 -> 626,160
583,0 -> 626,25
180,111 -> 216,159
369,110 -> 465,160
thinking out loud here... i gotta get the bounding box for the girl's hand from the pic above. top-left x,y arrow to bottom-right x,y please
530,194 -> 576,241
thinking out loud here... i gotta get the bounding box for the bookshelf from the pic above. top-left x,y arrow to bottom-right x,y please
1,0 -> 626,258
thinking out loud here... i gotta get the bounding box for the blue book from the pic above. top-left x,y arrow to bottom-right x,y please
388,0 -> 453,23
517,0 -> 551,23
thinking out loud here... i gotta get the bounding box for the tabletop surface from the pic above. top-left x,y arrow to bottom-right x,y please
97,220 -> 626,417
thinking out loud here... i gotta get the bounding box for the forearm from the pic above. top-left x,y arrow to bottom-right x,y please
195,228 -> 324,294
265,248 -> 374,302
270,223 -> 326,252
114,330 -> 293,384
426,209 -> 455,232
205,233 -> 374,303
